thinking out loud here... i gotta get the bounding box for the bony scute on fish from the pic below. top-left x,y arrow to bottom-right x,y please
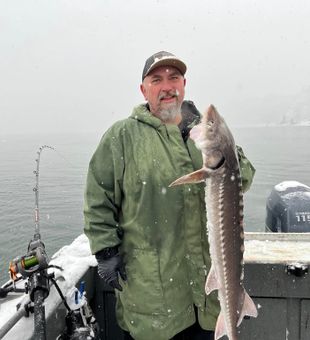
170,104 -> 258,340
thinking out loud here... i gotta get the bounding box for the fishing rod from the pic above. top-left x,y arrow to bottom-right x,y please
8,146 -> 55,278
5,145 -> 55,340
0,146 -> 99,340
33,145 -> 55,240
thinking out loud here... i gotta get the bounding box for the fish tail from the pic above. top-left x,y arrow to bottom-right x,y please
214,311 -> 238,340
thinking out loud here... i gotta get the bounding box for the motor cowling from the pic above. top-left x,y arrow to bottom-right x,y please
266,181 -> 310,232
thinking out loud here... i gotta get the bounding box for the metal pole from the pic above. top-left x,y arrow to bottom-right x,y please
33,290 -> 46,340
0,298 -> 30,339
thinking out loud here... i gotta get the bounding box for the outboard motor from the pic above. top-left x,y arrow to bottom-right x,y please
266,181 -> 310,232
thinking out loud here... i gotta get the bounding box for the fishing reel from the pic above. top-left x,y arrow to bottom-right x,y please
8,237 -> 52,303
9,239 -> 49,281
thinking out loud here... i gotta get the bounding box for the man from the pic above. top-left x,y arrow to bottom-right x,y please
84,51 -> 255,340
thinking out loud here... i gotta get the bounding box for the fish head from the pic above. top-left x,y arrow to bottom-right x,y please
169,104 -> 238,187
190,105 -> 238,171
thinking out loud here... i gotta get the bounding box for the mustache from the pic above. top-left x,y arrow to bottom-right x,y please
158,90 -> 180,100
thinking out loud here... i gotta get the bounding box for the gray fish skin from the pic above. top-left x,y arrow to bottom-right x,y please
170,105 -> 257,340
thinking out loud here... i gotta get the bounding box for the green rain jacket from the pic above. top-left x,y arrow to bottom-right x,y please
84,104 -> 255,340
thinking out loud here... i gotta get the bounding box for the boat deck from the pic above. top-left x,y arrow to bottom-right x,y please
1,233 -> 310,339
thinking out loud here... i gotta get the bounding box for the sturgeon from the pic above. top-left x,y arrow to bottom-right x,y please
170,105 -> 257,340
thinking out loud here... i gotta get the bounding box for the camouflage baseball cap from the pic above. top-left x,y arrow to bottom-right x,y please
142,51 -> 187,81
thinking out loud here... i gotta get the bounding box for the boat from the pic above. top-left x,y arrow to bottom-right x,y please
1,230 -> 310,340
1,161 -> 310,340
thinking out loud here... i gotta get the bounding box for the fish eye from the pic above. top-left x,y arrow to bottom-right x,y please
207,120 -> 214,127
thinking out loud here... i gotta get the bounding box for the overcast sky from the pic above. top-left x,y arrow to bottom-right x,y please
1,0 -> 310,134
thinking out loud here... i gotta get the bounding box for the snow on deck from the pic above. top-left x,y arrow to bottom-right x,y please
245,232 -> 310,264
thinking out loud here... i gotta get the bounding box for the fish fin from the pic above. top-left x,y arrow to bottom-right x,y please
215,311 -> 227,340
205,265 -> 220,295
169,168 -> 209,187
237,289 -> 258,327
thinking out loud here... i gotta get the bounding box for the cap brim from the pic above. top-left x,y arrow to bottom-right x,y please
145,58 -> 187,78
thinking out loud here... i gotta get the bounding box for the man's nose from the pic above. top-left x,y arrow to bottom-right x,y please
161,79 -> 174,92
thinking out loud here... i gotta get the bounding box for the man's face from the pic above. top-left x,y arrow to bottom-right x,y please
140,66 -> 186,122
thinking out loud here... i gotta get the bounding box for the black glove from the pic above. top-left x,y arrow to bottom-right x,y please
95,246 -> 127,291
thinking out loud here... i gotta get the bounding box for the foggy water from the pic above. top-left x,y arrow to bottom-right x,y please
232,125 -> 310,232
0,126 -> 309,285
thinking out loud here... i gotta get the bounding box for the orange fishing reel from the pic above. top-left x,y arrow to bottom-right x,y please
9,244 -> 49,282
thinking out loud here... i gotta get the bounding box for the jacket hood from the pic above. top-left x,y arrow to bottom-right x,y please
130,104 -> 163,129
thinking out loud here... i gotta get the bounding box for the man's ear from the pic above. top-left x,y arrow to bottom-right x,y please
183,78 -> 186,87
140,83 -> 147,100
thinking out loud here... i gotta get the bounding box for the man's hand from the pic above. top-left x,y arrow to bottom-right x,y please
95,247 -> 127,291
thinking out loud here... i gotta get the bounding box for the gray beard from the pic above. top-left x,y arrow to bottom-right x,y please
157,103 -> 182,122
